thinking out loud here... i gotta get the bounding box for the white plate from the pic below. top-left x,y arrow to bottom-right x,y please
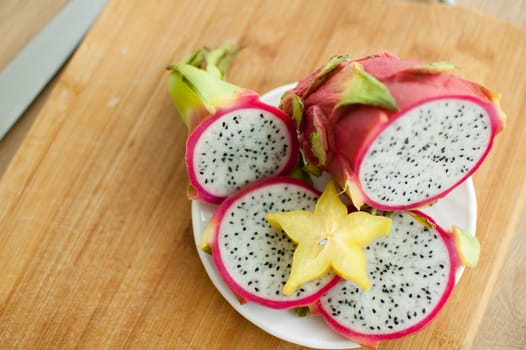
191,84 -> 477,349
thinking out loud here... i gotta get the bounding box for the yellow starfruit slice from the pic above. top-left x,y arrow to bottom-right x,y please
266,180 -> 391,296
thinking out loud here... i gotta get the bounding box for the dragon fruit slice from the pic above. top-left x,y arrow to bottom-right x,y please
169,48 -> 299,204
185,97 -> 299,203
314,211 -> 470,348
206,177 -> 339,309
281,52 -> 506,210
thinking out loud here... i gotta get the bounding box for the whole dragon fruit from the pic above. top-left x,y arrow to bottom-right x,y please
280,53 -> 506,210
313,211 -> 477,348
168,44 -> 299,204
204,177 -> 339,309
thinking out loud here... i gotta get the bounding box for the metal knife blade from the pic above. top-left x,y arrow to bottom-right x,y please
0,0 -> 107,140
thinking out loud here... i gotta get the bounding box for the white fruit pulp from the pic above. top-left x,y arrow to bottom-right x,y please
359,99 -> 491,206
193,108 -> 292,197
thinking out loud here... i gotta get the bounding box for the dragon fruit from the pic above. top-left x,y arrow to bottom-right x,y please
204,177 -> 339,309
280,52 -> 506,210
313,211 -> 475,348
169,46 -> 299,204
168,43 -> 237,131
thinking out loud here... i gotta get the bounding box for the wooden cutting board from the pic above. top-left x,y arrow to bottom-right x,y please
1,0 -> 525,349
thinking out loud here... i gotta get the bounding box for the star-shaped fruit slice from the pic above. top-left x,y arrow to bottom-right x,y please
266,180 -> 391,296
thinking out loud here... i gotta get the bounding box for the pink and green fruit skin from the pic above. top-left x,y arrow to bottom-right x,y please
170,54 -> 300,205
281,52 -> 505,210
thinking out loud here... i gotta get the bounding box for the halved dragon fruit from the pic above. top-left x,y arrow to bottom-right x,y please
185,96 -> 299,203
314,211 -> 469,348
280,52 -> 506,210
169,46 -> 299,204
205,177 -> 339,309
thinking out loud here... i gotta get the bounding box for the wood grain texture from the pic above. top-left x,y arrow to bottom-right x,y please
474,223 -> 526,350
0,76 -> 60,179
457,0 -> 526,29
1,1 -> 526,349
0,0 -> 68,176
0,0 -> 69,69
449,3 -> 526,350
